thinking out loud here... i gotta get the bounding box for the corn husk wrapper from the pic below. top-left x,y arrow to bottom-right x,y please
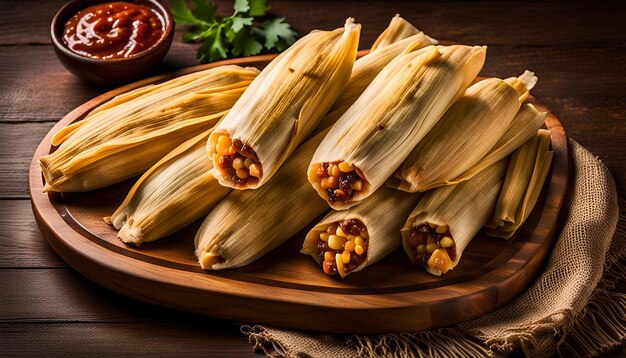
389,71 -> 538,192
208,19 -> 361,189
401,159 -> 508,276
105,128 -> 231,246
105,16 -> 431,246
195,130 -> 330,270
39,65 -> 258,192
371,14 -> 434,50
318,18 -> 438,129
309,45 -> 487,210
486,129 -> 553,238
301,187 -> 422,277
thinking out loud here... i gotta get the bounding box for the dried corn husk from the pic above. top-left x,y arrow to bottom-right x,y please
371,14 -> 433,50
309,45 -> 487,210
207,19 -> 361,190
105,128 -> 231,246
39,65 -> 258,192
486,129 -> 553,238
401,159 -> 508,276
389,71 -> 538,192
318,17 -> 437,129
195,130 -> 330,270
301,187 -> 421,278
106,16 -> 429,246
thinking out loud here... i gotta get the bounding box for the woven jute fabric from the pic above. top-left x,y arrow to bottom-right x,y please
242,140 -> 625,357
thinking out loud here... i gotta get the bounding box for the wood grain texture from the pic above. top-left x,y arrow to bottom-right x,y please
0,200 -> 66,268
0,123 -> 55,197
27,55 -> 569,333
0,323 -> 256,357
1,1 -> 624,47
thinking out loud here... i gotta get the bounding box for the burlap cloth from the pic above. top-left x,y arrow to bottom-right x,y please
241,140 -> 626,357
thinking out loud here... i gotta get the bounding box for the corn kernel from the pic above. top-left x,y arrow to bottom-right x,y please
216,135 -> 232,155
249,163 -> 261,178
436,225 -> 448,234
319,233 -> 329,242
338,161 -> 354,172
244,158 -> 254,168
440,236 -> 454,248
328,235 -> 346,250
326,165 -> 334,177
344,240 -> 355,252
327,176 -> 338,189
342,251 -> 351,264
236,168 -> 249,179
232,157 -> 244,170
320,178 -> 329,189
354,236 -> 364,246
336,226 -> 346,237
324,251 -> 333,262
355,245 -> 364,255
416,244 -> 426,254
336,253 -> 345,274
360,230 -> 368,239
426,243 -> 438,253
332,165 -> 341,177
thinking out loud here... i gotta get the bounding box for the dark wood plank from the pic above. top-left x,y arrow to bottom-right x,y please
0,122 -> 54,197
1,0 -> 624,47
0,268 -> 245,324
0,200 -> 66,268
0,323 -> 256,357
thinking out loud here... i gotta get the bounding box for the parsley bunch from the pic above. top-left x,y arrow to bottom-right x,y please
170,0 -> 298,63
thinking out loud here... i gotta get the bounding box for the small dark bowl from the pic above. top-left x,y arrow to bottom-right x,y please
50,0 -> 174,86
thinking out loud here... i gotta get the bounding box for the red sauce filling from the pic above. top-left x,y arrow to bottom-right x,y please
63,2 -> 164,60
406,223 -> 457,268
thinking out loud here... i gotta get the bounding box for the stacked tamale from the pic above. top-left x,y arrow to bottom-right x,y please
39,16 -> 554,278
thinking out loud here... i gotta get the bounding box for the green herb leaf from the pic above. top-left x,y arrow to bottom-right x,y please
231,16 -> 253,33
262,17 -> 297,49
171,0 -> 298,63
192,0 -> 216,22
170,0 -> 207,26
232,30 -> 264,57
247,0 -> 268,16
233,0 -> 249,15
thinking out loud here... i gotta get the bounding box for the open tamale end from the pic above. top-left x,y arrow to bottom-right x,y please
302,187 -> 421,278
207,19 -> 361,190
401,159 -> 508,276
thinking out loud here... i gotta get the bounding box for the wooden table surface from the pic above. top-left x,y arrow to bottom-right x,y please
1,1 -> 624,356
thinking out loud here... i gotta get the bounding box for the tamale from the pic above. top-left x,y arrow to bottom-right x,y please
301,187 -> 421,278
39,65 -> 258,192
308,45 -> 487,210
107,16 -> 434,246
402,159 -> 508,276
207,19 -> 360,190
195,130 -> 329,270
389,71 -> 539,192
105,128 -> 231,246
486,129 -> 553,238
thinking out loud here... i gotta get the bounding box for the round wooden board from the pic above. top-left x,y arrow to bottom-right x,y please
30,54 -> 569,334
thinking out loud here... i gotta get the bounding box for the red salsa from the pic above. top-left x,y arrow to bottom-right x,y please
63,1 -> 164,60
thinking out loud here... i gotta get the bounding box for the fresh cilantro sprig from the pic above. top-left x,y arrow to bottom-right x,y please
170,0 -> 298,63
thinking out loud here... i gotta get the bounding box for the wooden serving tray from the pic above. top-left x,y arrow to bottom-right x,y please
30,54 -> 569,334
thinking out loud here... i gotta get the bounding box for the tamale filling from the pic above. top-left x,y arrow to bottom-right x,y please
209,133 -> 263,187
316,219 -> 368,275
406,222 -> 456,274
310,161 -> 367,203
